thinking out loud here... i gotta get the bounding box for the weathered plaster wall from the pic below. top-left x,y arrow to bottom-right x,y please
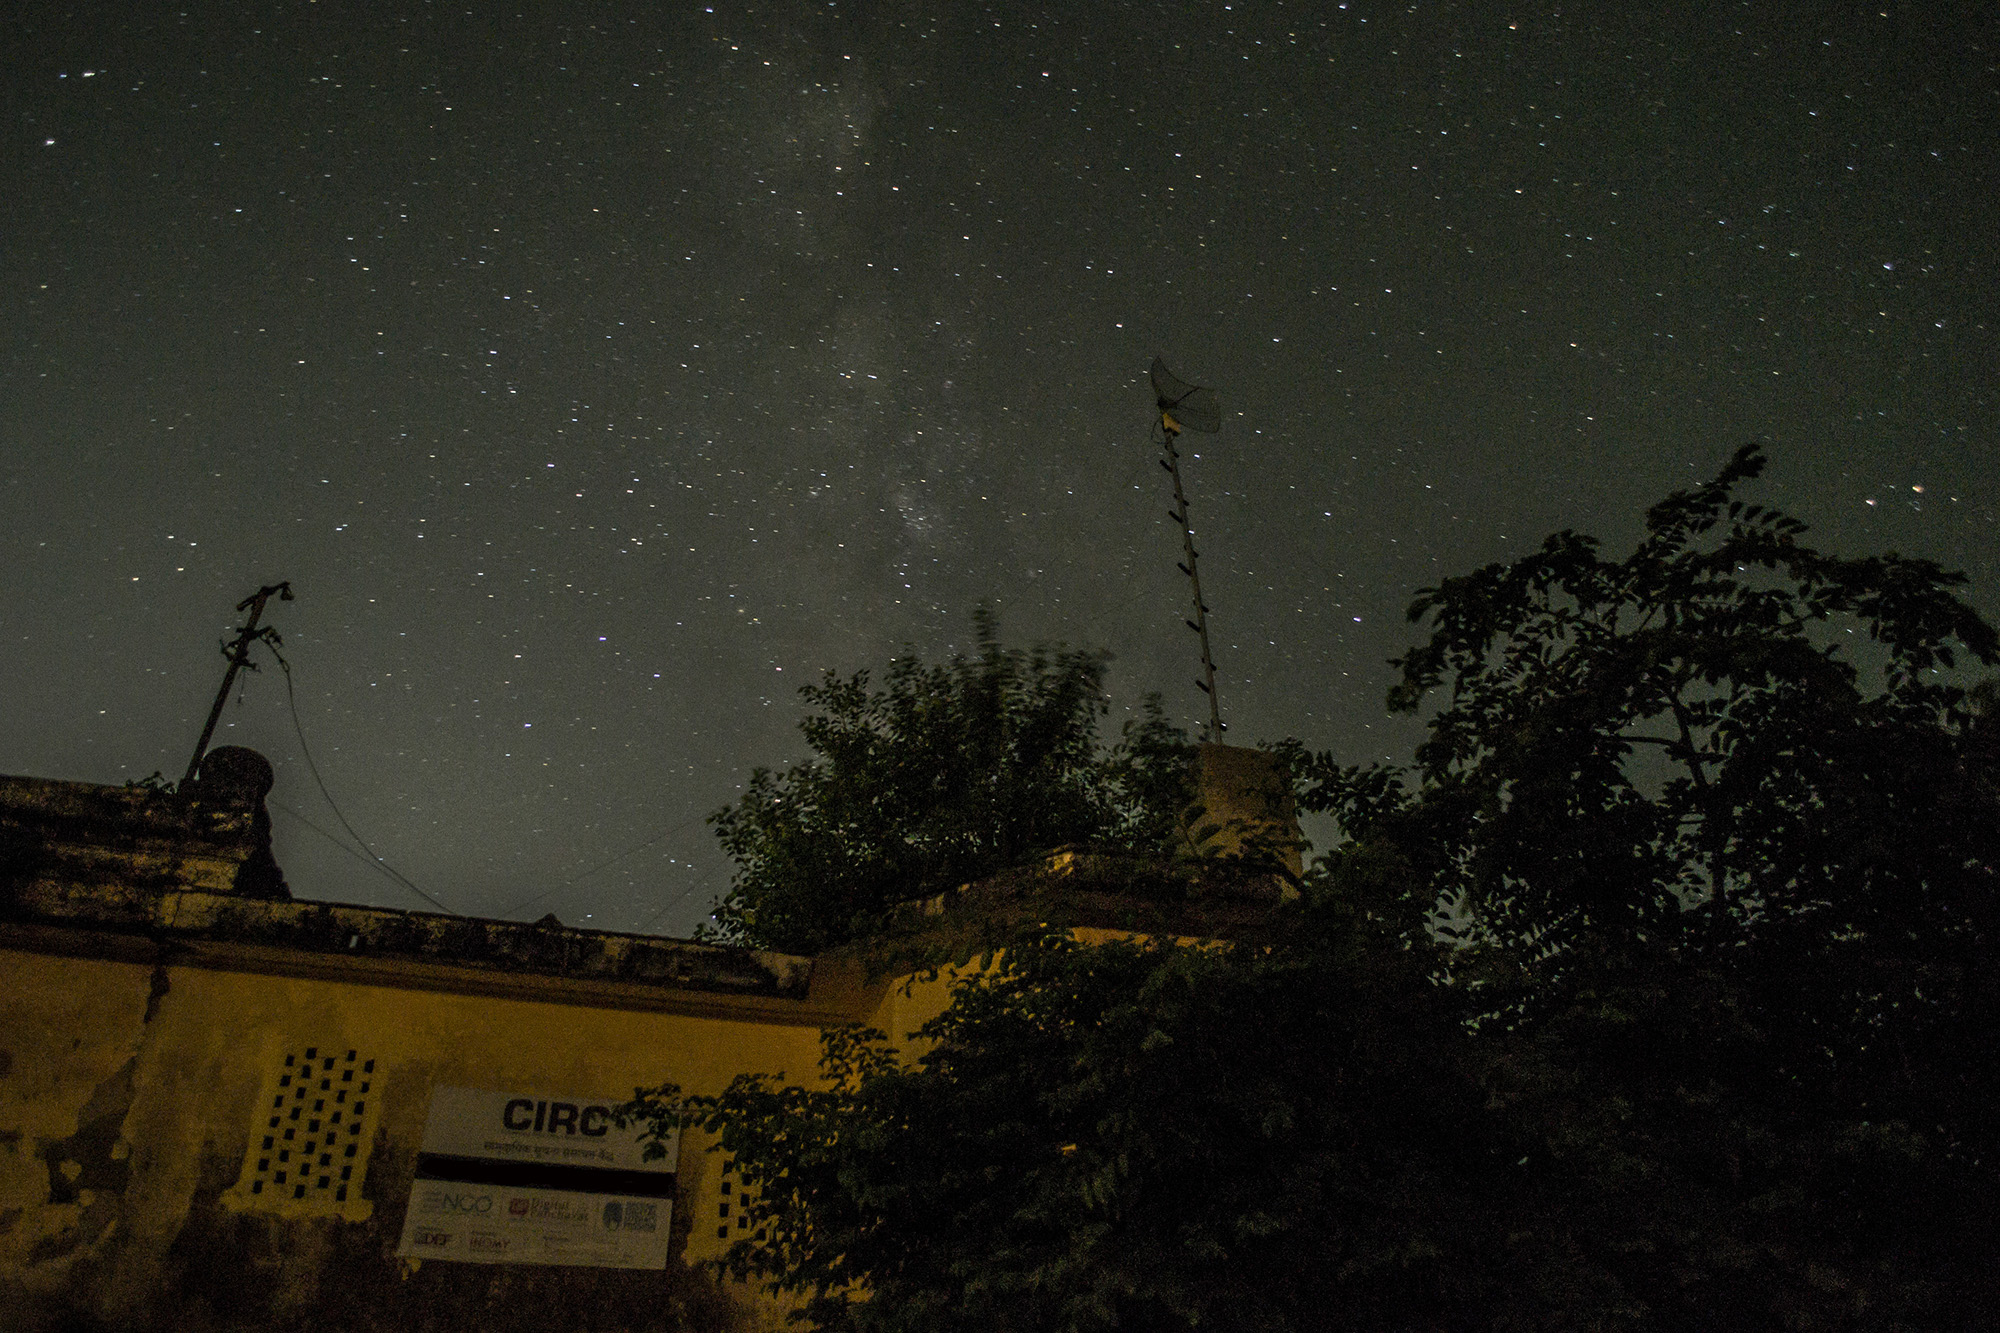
1,767 -> 1282,1332
0,944 -> 864,1333
1,954 -> 155,1296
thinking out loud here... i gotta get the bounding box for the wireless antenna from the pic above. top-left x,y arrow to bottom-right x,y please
182,582 -> 293,786
1149,356 -> 1225,739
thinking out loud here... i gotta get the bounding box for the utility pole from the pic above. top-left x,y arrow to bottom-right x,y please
182,582 -> 292,787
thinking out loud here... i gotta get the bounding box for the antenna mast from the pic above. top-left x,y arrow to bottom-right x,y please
1149,357 -> 1225,739
182,582 -> 293,787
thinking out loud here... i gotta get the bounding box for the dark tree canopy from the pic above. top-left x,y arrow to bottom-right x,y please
643,450 -> 2000,1331
1295,445 -> 1999,1086
702,612 -> 1194,953
628,924 -> 1494,1333
1289,443 -> 2000,1325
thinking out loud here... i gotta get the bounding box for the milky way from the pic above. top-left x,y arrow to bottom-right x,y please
5,1 -> 1994,935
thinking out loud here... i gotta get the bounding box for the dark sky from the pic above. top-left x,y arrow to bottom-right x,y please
5,1 -> 1995,938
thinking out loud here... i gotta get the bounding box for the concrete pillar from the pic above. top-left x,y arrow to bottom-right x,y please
1184,744 -> 1302,886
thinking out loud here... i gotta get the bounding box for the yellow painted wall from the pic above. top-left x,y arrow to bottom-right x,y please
2,770 -> 1269,1331
0,942 -> 878,1333
860,961 -> 976,1064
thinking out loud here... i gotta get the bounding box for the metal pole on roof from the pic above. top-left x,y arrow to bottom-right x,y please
182,581 -> 292,787
1159,422 -> 1224,739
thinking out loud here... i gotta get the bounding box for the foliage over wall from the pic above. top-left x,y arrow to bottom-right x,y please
644,448 -> 2000,1330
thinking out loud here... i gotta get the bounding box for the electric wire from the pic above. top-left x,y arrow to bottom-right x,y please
269,636 -> 704,930
271,799 -> 428,896
492,811 -> 705,921
266,421 -> 1175,939
632,875 -> 712,938
275,653 -> 458,916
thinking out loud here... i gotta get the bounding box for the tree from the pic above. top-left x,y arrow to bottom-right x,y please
1297,442 -> 1997,1048
1290,443 -> 2000,1327
628,921 -> 1501,1333
646,449 -> 2000,1330
703,612 -> 1195,953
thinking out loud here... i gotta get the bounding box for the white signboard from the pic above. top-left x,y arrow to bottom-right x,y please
395,1086 -> 679,1269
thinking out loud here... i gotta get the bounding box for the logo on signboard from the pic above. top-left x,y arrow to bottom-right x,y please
502,1098 -> 615,1137
423,1191 -> 493,1215
397,1086 -> 676,1270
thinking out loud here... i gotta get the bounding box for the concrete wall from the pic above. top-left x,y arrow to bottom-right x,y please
0,938 -> 898,1333
0,765 -> 1275,1332
1187,744 -> 1302,884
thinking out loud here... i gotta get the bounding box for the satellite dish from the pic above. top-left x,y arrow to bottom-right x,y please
1150,356 -> 1221,435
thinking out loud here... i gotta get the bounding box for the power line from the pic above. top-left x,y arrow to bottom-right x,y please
275,653 -> 458,916
632,875 -> 712,938
271,799 -> 435,902
494,812 -> 706,921
271,638 -> 709,929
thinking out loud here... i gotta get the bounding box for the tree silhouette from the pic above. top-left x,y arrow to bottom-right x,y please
703,611 -> 1194,953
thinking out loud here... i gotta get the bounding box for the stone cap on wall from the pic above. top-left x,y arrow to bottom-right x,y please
0,769 -> 275,897
0,770 -> 817,1015
882,844 -> 1293,959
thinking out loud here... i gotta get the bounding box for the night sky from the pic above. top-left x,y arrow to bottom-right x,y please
6,2 -> 1994,938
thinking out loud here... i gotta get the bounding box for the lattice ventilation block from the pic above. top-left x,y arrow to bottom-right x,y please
713,1158 -> 767,1246
223,1045 -> 381,1222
